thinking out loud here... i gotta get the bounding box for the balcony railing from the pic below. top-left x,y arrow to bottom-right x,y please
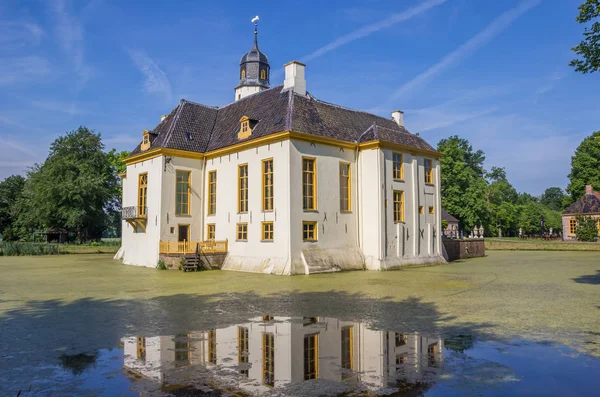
122,206 -> 147,220
159,240 -> 228,255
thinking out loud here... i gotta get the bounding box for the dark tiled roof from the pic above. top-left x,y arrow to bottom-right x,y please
130,86 -> 438,156
563,193 -> 600,214
441,209 -> 459,222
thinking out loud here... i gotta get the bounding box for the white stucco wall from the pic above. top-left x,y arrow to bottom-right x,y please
289,140 -> 363,273
234,85 -> 264,101
209,140 -> 293,274
159,157 -> 204,244
122,157 -> 164,267
120,139 -> 443,272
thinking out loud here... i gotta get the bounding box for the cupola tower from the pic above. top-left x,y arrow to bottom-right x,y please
235,16 -> 270,101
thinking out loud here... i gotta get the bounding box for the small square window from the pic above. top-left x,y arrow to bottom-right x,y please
303,221 -> 317,241
428,206 -> 434,215
419,206 -> 424,214
237,223 -> 248,241
262,222 -> 274,241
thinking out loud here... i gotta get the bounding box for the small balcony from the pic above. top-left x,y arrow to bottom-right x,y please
122,206 -> 147,232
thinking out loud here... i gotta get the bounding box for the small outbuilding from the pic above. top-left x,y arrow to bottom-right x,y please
442,209 -> 459,238
562,185 -> 600,241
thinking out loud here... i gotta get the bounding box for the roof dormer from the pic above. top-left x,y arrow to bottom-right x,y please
238,116 -> 253,140
141,130 -> 151,151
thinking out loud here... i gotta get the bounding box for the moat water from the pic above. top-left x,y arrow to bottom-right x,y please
2,315 -> 598,396
1,252 -> 599,396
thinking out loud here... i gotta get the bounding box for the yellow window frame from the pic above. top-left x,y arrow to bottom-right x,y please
341,326 -> 353,371
262,158 -> 274,211
419,206 -> 424,215
393,191 -> 404,223
262,221 -> 274,241
138,173 -> 148,217
207,224 -> 215,240
207,170 -> 217,215
424,159 -> 433,184
237,222 -> 248,241
569,218 -> 577,235
238,164 -> 248,213
339,162 -> 351,212
392,152 -> 403,180
175,170 -> 191,216
260,69 -> 266,80
262,332 -> 275,387
303,221 -> 317,241
208,329 -> 216,364
428,206 -> 435,215
302,157 -> 317,210
304,333 -> 319,380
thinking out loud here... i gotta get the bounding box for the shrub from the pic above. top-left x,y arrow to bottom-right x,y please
575,215 -> 599,242
156,259 -> 167,270
0,242 -> 60,256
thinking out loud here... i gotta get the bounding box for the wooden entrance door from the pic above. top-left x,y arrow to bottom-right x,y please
178,225 -> 190,242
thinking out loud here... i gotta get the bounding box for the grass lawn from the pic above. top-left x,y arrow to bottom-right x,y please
485,237 -> 600,251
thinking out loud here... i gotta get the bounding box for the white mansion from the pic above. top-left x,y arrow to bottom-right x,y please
120,27 -> 443,274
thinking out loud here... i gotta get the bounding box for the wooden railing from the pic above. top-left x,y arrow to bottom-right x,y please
159,240 -> 228,254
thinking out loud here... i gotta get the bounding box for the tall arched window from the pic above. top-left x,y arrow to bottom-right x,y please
260,69 -> 266,80
241,69 -> 246,79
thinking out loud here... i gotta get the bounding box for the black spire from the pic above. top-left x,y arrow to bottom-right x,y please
237,17 -> 270,90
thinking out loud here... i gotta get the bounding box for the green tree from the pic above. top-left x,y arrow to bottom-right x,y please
570,0 -> 600,73
566,131 -> 600,203
0,175 -> 26,240
486,167 -> 519,236
540,187 -> 566,211
438,136 -> 488,232
18,127 -> 117,241
106,149 -> 130,238
575,215 -> 599,241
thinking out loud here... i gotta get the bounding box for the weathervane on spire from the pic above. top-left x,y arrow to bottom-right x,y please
251,15 -> 259,41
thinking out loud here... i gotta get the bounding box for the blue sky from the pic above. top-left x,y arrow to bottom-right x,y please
1,0 -> 599,195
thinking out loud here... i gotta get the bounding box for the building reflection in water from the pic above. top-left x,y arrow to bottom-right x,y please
122,316 -> 443,395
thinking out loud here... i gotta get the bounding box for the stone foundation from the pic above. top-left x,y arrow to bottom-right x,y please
443,239 -> 485,261
159,253 -> 227,270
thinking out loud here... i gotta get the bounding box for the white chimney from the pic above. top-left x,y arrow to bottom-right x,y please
283,61 -> 306,96
160,114 -> 167,122
391,110 -> 404,127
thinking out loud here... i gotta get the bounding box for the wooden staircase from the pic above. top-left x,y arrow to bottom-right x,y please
180,244 -> 212,272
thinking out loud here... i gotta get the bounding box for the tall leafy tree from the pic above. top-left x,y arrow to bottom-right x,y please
0,175 -> 26,240
438,136 -> 488,231
486,167 -> 519,236
566,131 -> 600,203
106,149 -> 130,238
18,127 -> 116,241
540,187 -> 566,211
570,0 -> 600,73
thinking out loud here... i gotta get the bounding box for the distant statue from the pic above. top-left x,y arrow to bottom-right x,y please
549,227 -> 553,236
540,215 -> 545,237
478,226 -> 484,239
519,227 -> 522,237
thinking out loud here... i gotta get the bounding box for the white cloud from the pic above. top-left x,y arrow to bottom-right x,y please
27,98 -> 87,115
0,56 -> 51,86
0,139 -> 39,159
51,0 -> 93,87
302,0 -> 447,62
389,0 -> 542,102
129,50 -> 173,102
0,21 -> 45,50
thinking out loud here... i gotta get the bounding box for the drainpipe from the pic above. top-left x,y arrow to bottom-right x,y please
200,156 -> 207,241
355,144 -> 361,250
